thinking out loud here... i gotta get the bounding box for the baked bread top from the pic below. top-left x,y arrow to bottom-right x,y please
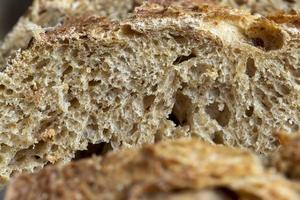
0,0 -> 143,68
1,0 -> 300,68
5,138 -> 300,200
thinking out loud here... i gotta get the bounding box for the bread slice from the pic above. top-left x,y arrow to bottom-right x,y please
0,0 -> 143,69
0,3 -> 299,184
5,138 -> 300,200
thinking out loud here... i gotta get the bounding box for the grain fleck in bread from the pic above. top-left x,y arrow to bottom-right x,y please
0,3 -> 299,185
5,138 -> 300,200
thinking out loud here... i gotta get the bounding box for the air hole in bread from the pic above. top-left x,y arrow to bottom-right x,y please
34,155 -> 41,160
246,58 -> 256,78
245,106 -> 254,117
36,58 -> 50,69
251,38 -> 265,48
5,89 -> 14,95
22,76 -> 34,83
275,84 -> 291,95
173,51 -> 196,65
245,22 -> 284,51
143,95 -> 156,111
87,123 -> 98,132
234,0 -> 247,5
62,65 -> 73,76
130,123 -> 138,135
38,120 -> 53,137
167,113 -> 180,127
121,24 -> 143,37
283,0 -> 296,3
205,102 -> 231,127
69,98 -> 80,109
71,49 -> 79,58
213,187 -> 239,200
88,80 -> 102,87
256,118 -> 262,125
256,88 -> 272,110
169,33 -> 187,43
86,115 -> 98,132
212,131 -> 224,144
290,67 -> 300,79
10,142 -> 47,167
0,84 -> 5,91
168,92 -> 192,127
74,142 -> 112,160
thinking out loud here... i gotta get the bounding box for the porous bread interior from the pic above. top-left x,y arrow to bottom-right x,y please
0,5 -> 299,184
0,0 -> 142,69
1,0 -> 300,68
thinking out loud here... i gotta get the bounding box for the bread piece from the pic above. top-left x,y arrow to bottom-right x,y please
0,3 -> 299,185
268,132 -> 300,181
5,138 -> 300,200
0,0 -> 143,69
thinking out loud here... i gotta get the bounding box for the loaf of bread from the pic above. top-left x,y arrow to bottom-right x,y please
5,138 -> 300,200
0,2 -> 299,185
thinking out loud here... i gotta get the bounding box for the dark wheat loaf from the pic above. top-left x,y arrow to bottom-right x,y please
0,3 -> 299,185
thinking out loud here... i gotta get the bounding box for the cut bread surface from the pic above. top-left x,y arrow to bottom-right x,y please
2,0 -> 300,66
1,0 -> 300,68
0,0 -> 143,68
0,3 -> 299,185
5,139 -> 300,200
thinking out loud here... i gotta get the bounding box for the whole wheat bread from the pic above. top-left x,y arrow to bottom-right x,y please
0,3 -> 299,185
5,138 -> 300,200
2,0 -> 300,68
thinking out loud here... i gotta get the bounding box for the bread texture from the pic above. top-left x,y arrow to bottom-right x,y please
219,0 -> 300,15
1,0 -> 299,68
0,0 -> 143,69
5,138 -> 300,200
0,3 -> 299,185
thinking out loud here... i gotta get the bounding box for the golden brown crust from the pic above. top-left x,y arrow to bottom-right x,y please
5,139 -> 300,200
267,11 -> 300,28
269,132 -> 300,181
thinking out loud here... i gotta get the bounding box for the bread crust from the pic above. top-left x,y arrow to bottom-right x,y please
5,139 -> 300,200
